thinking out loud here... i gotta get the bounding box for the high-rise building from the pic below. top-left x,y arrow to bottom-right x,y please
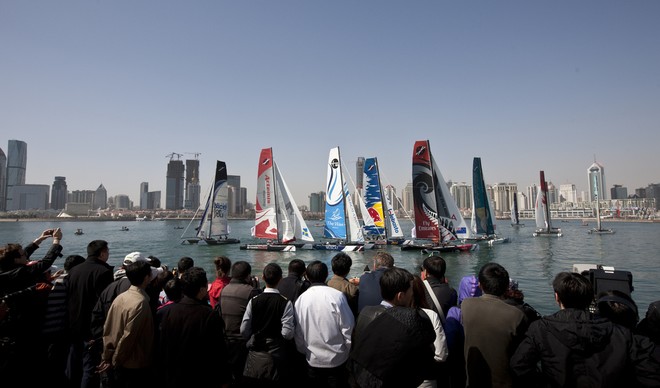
114,194 -> 131,209
356,157 -> 365,193
309,191 -> 325,213
147,191 -> 161,210
69,190 -> 95,205
227,175 -> 243,215
383,185 -> 399,211
450,182 -> 471,210
559,183 -> 577,203
185,159 -> 200,210
50,176 -> 68,210
610,184 -> 628,200
166,159 -> 185,210
6,140 -> 27,210
588,161 -> 607,201
140,182 -> 149,210
93,184 -> 108,209
646,183 -> 660,210
491,183 -> 517,214
401,182 -> 414,213
6,184 -> 49,210
0,148 -> 6,211
526,184 -> 539,210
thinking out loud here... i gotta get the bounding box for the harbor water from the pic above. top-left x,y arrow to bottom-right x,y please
2,219 -> 658,317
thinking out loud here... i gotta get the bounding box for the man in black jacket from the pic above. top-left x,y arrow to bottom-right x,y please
511,271 -> 660,387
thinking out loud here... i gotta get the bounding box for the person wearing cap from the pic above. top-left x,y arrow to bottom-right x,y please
66,240 -> 114,388
98,260 -> 156,386
511,271 -> 660,387
0,228 -> 63,384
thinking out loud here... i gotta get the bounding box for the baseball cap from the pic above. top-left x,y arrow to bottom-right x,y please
123,252 -> 150,266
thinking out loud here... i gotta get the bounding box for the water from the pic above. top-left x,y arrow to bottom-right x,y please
2,219 -> 658,317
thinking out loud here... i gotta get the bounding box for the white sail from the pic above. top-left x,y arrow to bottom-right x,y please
274,161 -> 314,242
431,156 -> 470,240
535,187 -> 546,230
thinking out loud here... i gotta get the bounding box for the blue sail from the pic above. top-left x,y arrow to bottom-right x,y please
324,148 -> 347,239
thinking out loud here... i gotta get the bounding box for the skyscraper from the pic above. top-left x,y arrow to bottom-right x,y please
185,159 -> 200,210
588,161 -> 607,201
140,182 -> 149,210
356,157 -> 365,194
166,159 -> 185,210
6,140 -> 27,210
0,148 -> 6,211
93,184 -> 108,209
50,176 -> 68,210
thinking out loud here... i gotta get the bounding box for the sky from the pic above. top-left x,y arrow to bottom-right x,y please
2,1 -> 659,207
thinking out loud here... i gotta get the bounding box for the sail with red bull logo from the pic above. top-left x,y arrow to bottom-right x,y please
363,157 -> 404,243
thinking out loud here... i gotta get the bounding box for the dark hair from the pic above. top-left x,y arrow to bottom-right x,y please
0,244 -> 23,271
596,289 -> 639,329
230,261 -> 252,281
154,269 -> 174,290
148,256 -> 161,268
288,259 -> 306,276
306,260 -> 328,283
380,267 -> 413,301
177,257 -> 194,274
213,256 -> 232,276
180,267 -> 208,299
125,260 -> 152,287
373,251 -> 394,269
478,262 -> 510,296
263,263 -> 283,287
553,272 -> 593,309
422,256 -> 447,279
331,253 -> 352,277
411,275 -> 430,309
64,255 -> 85,271
163,277 -> 182,303
87,240 -> 108,257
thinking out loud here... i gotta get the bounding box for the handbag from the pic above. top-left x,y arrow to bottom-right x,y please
243,347 -> 278,380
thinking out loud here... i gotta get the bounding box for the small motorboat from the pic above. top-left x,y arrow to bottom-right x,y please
121,226 -> 129,231
74,228 -> 84,235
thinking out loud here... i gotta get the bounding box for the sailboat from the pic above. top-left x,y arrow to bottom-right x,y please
510,192 -> 524,227
532,170 -> 562,237
313,147 -> 373,251
401,140 -> 476,253
240,148 -> 315,251
588,173 -> 614,235
181,161 -> 240,245
362,157 -> 405,245
468,157 -> 509,245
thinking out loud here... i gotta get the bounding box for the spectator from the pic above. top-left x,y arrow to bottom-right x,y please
327,252 -> 359,317
420,254 -> 457,319
66,239 -> 114,388
511,271 -> 660,387
277,259 -> 309,303
209,256 -> 232,308
357,251 -> 394,313
461,262 -> 527,388
294,260 -> 354,387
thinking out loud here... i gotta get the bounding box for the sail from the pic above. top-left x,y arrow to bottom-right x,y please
324,147 -> 348,239
593,173 -> 602,230
254,148 -> 279,240
471,157 -> 495,236
363,157 -> 404,240
535,171 -> 550,231
511,193 -> 519,225
197,161 -> 230,238
412,140 -> 467,242
324,147 -> 363,242
363,158 -> 387,237
273,161 -> 314,242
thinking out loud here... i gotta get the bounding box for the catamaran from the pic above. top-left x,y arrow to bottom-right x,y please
362,157 -> 405,245
181,160 -> 240,245
588,173 -> 614,235
532,170 -> 562,237
467,157 -> 509,245
313,146 -> 373,251
401,140 -> 476,253
240,148 -> 315,251
510,191 -> 524,227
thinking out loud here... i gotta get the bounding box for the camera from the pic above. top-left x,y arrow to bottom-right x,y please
573,264 -> 634,314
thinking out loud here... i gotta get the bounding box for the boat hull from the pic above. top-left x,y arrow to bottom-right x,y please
587,229 -> 615,235
183,237 -> 241,245
533,228 -> 563,237
239,243 -> 309,251
401,241 -> 477,253
311,243 -> 373,251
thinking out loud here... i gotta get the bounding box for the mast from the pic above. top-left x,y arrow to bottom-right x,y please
593,173 -> 602,231
540,170 -> 551,233
271,148 -> 282,243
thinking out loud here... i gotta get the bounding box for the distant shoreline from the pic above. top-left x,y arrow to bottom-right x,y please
3,217 -> 657,223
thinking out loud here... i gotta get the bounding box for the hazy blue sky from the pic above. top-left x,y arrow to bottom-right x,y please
2,1 -> 659,207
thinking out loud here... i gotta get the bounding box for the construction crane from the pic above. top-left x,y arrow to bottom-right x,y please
184,152 -> 202,160
166,152 -> 183,161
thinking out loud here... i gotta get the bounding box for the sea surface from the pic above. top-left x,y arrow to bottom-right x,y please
2,219 -> 658,317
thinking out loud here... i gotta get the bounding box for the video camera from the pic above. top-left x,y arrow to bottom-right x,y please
572,264 -> 634,297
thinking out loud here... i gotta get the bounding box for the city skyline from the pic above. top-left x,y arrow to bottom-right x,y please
2,2 -> 659,206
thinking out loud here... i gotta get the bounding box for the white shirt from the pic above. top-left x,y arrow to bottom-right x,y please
421,307 -> 448,362
294,284 -> 355,368
240,287 -> 294,340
